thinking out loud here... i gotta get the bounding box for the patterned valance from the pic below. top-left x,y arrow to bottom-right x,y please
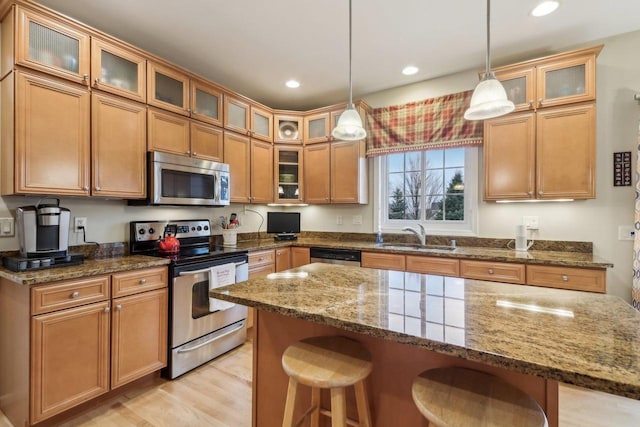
365,90 -> 483,157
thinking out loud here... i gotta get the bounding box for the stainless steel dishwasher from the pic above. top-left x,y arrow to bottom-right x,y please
309,247 -> 361,266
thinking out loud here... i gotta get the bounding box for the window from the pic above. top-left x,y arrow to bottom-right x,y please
377,147 -> 477,235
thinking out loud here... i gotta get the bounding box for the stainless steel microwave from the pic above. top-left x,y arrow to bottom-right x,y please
130,152 -> 230,206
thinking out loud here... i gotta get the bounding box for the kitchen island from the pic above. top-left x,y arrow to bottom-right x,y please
210,263 -> 640,426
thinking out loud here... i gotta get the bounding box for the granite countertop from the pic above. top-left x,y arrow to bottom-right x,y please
234,238 -> 613,269
211,263 -> 640,400
0,255 -> 170,286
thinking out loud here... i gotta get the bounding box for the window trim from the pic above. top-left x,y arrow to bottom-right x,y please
373,147 -> 478,236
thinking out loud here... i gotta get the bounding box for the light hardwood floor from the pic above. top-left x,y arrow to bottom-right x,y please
1,341 -> 639,426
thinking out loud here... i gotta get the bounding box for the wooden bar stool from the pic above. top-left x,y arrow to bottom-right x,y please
411,367 -> 548,427
281,336 -> 373,427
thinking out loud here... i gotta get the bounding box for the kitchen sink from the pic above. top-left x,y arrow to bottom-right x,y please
381,243 -> 456,252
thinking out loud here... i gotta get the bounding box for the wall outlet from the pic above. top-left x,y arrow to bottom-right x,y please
352,215 -> 363,225
74,217 -> 87,232
618,224 -> 635,241
336,215 -> 343,225
523,216 -> 539,230
0,217 -> 14,237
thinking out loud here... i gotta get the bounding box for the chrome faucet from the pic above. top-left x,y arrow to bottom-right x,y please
402,224 -> 426,246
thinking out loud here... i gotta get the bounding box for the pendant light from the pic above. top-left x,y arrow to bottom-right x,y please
464,0 -> 515,120
332,0 -> 367,141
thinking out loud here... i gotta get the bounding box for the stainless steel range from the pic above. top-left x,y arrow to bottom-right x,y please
130,219 -> 249,379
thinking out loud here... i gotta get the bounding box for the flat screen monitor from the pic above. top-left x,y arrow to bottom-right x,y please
267,212 -> 301,235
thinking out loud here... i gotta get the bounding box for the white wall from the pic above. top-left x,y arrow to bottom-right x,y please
0,30 -> 637,301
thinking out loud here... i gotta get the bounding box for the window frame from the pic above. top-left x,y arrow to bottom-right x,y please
374,146 -> 478,236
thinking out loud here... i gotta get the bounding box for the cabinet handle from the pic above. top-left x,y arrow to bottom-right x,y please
139,278 -> 147,284
104,307 -> 110,313
71,291 -> 79,298
488,268 -> 494,275
116,304 -> 122,311
562,275 -> 569,282
538,98 -> 543,106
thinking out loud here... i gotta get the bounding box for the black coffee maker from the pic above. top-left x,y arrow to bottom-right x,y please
16,198 -> 71,258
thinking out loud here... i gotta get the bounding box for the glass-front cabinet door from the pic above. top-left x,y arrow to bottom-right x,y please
250,106 -> 273,142
147,61 -> 189,116
274,146 -> 303,203
274,114 -> 303,144
224,94 -> 250,135
536,52 -> 597,109
190,79 -> 223,127
15,7 -> 90,85
494,65 -> 535,112
91,38 -> 146,103
304,112 -> 330,144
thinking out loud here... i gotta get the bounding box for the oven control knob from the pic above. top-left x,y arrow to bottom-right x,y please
148,228 -> 155,235
204,225 -> 209,231
191,226 -> 196,231
138,228 -> 145,235
197,226 -> 202,231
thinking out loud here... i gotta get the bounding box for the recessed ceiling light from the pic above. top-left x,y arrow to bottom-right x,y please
402,66 -> 419,76
285,80 -> 300,88
531,1 -> 560,17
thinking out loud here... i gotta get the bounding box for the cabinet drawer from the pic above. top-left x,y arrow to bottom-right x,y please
406,256 -> 460,277
460,260 -> 526,284
248,263 -> 275,279
361,252 -> 405,271
112,266 -> 168,298
249,249 -> 275,268
526,265 -> 606,293
31,275 -> 110,315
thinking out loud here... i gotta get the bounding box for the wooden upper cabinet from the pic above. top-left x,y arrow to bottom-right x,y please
251,105 -> 273,142
147,61 -> 189,116
494,65 -> 536,112
224,131 -> 251,203
91,92 -> 146,199
274,145 -> 303,204
190,121 -> 223,162
91,38 -> 146,103
304,111 -> 330,144
14,6 -> 90,85
224,94 -> 250,135
484,112 -> 536,200
536,103 -> 596,199
147,107 -> 190,156
14,71 -> 90,196
331,140 -> 368,204
190,78 -> 223,127
274,114 -> 303,144
251,139 -> 274,203
304,142 -> 330,204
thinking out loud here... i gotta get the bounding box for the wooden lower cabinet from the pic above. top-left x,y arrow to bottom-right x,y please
526,265 -> 606,293
247,249 -> 276,328
361,251 -> 406,271
460,260 -> 526,284
406,255 -> 460,277
291,247 -> 310,268
30,301 -> 110,423
275,247 -> 291,272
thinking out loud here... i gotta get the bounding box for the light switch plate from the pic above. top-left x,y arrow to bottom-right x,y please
618,224 -> 635,241
352,215 -> 363,225
0,217 -> 15,237
523,216 -> 539,230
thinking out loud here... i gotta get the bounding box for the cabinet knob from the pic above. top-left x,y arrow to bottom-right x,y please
277,251 -> 281,256
488,268 -> 494,275
529,100 -> 534,108
95,186 -> 101,191
139,278 -> 147,285
116,304 -> 122,311
258,257 -> 264,262
83,186 -> 89,192
192,152 -> 197,156
538,98 -> 543,106
186,150 -> 190,154
562,275 -> 569,282
71,291 -> 79,298
527,191 -> 533,196
83,73 -> 89,80
538,191 -> 544,196
94,78 -> 100,85
187,108 -> 191,113
104,307 -> 110,313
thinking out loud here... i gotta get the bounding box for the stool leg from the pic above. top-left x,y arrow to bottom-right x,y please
330,387 -> 347,427
282,377 -> 299,427
354,380 -> 372,427
310,387 -> 321,427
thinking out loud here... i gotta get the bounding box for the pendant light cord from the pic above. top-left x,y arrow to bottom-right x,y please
484,0 -> 492,78
348,0 -> 353,108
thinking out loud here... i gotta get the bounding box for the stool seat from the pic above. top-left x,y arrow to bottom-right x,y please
281,336 -> 373,427
412,367 -> 548,427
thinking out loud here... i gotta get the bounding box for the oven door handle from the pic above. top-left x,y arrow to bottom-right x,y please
178,266 -> 213,276
176,323 -> 245,354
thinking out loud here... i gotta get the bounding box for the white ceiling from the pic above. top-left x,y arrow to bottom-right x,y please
36,0 -> 640,111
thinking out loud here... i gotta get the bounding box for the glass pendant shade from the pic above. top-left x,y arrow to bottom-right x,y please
464,73 -> 515,120
332,106 -> 366,140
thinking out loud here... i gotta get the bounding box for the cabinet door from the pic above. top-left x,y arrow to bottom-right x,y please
147,61 -> 189,115
361,252 -> 406,271
291,247 -> 310,268
304,112 -> 330,144
224,131 -> 251,203
495,65 -> 536,112
275,248 -> 291,272
190,78 -> 223,126
31,301 -> 110,423
483,112 -> 536,201
15,7 -> 90,85
331,140 -> 367,204
111,288 -> 168,389
536,103 -> 595,199
250,139 -> 274,204
536,53 -> 596,109
191,121 -> 223,162
274,114 -> 303,144
251,105 -> 273,142
274,146 -> 303,203
224,95 -> 250,135
304,143 -> 330,204
91,38 -> 146,103
147,107 -> 190,155
15,71 -> 90,195
92,93 -> 146,198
